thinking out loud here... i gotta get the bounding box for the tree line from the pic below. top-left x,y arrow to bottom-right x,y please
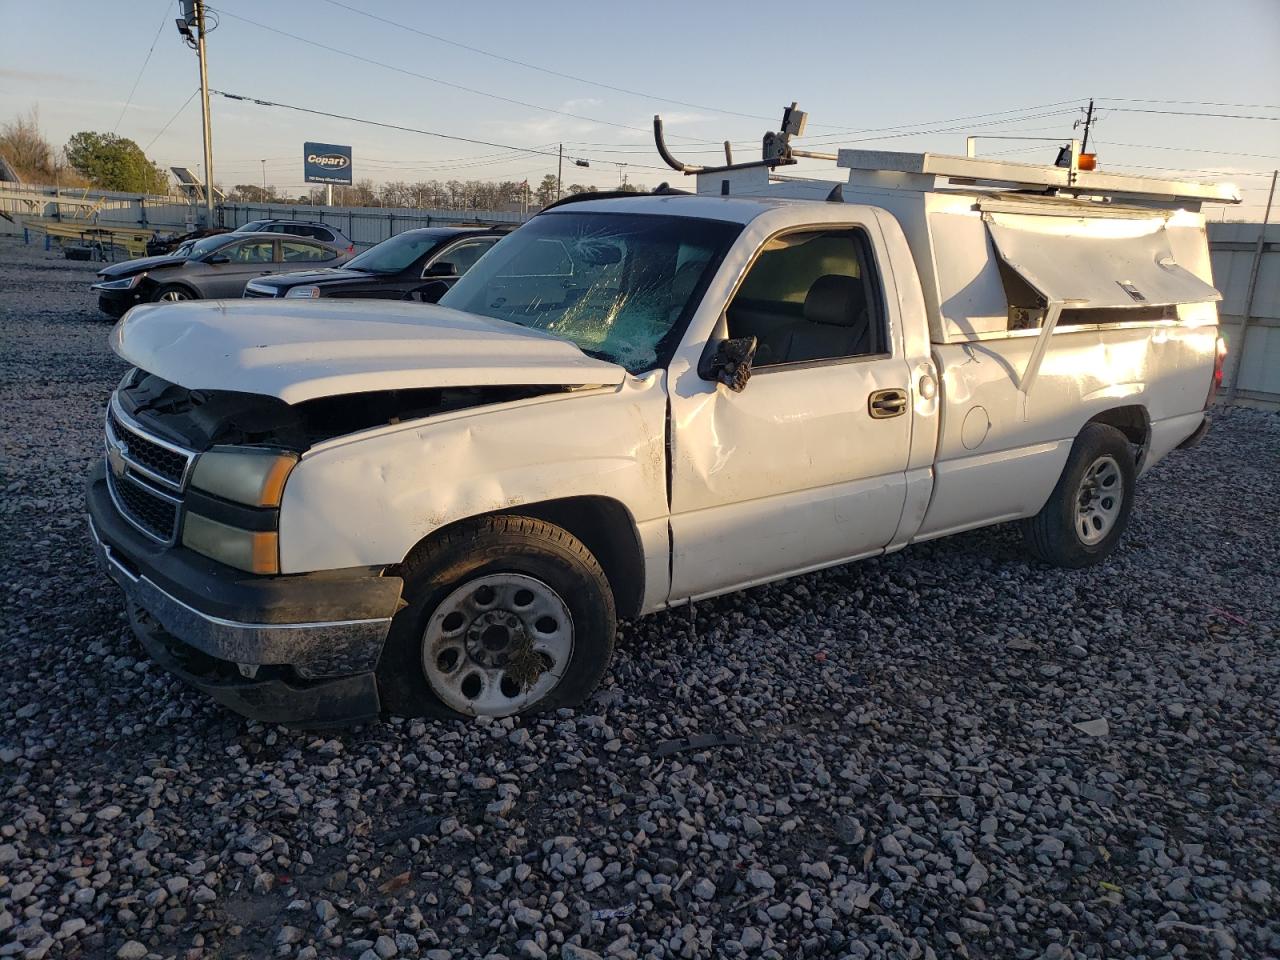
0,110 -> 168,193
227,173 -> 648,210
3,109 -> 650,210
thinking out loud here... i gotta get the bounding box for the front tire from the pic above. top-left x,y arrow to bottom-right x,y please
378,516 -> 616,719
1022,423 -> 1136,568
153,284 -> 196,303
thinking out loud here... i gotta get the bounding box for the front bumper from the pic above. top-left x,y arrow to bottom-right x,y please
94,288 -> 140,317
86,464 -> 403,725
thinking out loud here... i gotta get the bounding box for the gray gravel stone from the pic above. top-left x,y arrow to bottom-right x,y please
0,238 -> 1275,960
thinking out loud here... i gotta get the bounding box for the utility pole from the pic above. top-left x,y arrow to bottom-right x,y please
194,0 -> 214,224
260,159 -> 267,194
557,144 -> 563,201
1079,98 -> 1095,155
1225,169 -> 1278,404
177,1 -> 215,225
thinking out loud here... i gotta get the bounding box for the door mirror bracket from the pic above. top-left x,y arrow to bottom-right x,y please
699,336 -> 757,392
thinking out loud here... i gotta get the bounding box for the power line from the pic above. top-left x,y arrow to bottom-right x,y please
1097,106 -> 1280,121
1099,96 -> 1280,111
1076,140 -> 1280,161
209,90 -> 674,171
114,0 -> 174,134
208,6 -> 705,141
144,90 -> 200,151
315,0 -> 786,127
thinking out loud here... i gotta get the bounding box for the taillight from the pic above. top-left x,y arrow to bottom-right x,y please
1207,336 -> 1227,407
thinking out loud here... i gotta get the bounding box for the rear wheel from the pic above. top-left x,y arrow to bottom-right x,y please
377,516 -> 616,719
1022,423 -> 1135,568
154,284 -> 195,303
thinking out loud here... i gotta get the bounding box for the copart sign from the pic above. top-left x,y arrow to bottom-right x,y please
303,142 -> 353,185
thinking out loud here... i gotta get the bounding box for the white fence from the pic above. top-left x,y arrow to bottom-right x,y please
1208,221 -> 1279,407
0,183 -> 194,233
0,183 -> 529,246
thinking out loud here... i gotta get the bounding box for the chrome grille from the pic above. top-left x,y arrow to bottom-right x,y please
107,471 -> 179,541
106,407 -> 190,488
104,398 -> 196,544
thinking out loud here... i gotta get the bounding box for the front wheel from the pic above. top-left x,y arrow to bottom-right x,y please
377,516 -> 616,719
153,284 -> 195,303
1021,423 -> 1136,568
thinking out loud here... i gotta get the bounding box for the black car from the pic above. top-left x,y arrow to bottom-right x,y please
242,227 -> 507,302
92,232 -> 349,318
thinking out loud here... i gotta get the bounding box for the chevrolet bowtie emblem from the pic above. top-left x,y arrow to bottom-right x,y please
107,439 -> 128,479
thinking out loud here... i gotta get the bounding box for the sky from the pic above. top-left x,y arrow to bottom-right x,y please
1,0 -> 1278,217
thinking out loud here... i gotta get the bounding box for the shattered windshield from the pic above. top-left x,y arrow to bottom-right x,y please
440,211 -> 740,373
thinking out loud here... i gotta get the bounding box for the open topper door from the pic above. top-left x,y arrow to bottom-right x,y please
983,212 -> 1222,396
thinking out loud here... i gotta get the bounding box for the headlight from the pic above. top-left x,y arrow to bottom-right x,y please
189,447 -> 298,507
285,285 -> 322,299
182,513 -> 279,574
94,274 -> 143,290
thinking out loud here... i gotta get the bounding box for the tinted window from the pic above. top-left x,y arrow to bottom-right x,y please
442,212 -> 740,374
192,234 -> 235,256
227,240 -> 274,264
727,228 -> 885,367
347,231 -> 449,274
239,220 -> 269,232
280,240 -> 331,262
429,238 -> 496,277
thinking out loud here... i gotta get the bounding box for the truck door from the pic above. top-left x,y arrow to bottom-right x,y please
667,222 -> 914,601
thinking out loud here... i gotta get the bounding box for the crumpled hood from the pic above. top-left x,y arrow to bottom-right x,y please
98,254 -> 187,277
110,298 -> 626,404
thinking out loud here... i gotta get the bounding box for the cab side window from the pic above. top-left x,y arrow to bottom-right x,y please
727,228 -> 885,367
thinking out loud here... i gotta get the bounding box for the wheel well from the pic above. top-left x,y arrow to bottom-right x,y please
1087,405 -> 1151,465
401,497 -> 646,620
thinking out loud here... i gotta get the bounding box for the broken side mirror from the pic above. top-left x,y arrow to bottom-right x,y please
410,279 -> 451,304
699,336 -> 757,392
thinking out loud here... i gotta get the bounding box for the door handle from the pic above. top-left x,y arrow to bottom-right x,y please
868,388 -> 909,419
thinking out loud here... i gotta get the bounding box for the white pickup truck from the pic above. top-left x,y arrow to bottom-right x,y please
86,143 -> 1234,726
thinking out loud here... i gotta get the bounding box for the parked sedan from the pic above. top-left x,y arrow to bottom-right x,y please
92,232 -> 349,318
243,227 -> 507,302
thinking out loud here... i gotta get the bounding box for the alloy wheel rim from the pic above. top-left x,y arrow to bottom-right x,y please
159,290 -> 189,301
421,573 -> 574,716
1074,455 -> 1123,545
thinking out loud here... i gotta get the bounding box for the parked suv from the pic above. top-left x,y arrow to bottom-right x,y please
234,219 -> 355,253
91,232 -> 349,317
244,227 -> 506,301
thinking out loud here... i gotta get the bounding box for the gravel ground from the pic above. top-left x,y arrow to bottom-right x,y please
0,234 -> 1277,960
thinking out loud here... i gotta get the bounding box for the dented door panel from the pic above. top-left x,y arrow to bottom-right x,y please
665,207 -> 928,601
916,322 -> 1215,539
278,375 -> 671,611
